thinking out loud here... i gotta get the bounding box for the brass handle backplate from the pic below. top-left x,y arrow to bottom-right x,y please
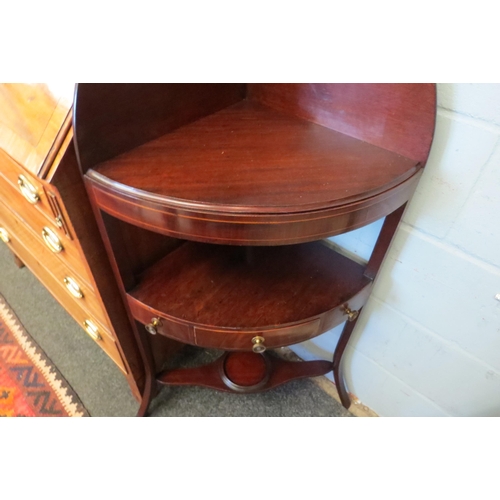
342,304 -> 359,322
0,228 -> 10,243
145,317 -> 162,335
42,226 -> 63,253
83,319 -> 102,341
252,336 -> 266,353
18,174 -> 40,204
64,276 -> 83,299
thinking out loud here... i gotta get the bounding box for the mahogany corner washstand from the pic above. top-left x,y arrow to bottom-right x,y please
73,84 -> 436,416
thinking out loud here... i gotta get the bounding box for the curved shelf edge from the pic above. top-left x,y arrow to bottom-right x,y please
126,241 -> 374,350
85,169 -> 422,246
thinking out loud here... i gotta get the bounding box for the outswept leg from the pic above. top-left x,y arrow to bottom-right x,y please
134,322 -> 158,417
333,311 -> 361,409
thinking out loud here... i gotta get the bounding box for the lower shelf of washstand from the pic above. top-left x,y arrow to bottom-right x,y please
127,240 -> 373,350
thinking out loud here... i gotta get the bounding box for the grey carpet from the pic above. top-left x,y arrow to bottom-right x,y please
0,241 -> 352,417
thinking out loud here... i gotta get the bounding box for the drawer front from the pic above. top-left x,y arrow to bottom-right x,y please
128,283 -> 373,353
0,199 -> 110,329
0,213 -> 128,375
0,149 -> 67,233
193,320 -> 322,351
127,296 -> 195,345
0,183 -> 93,289
127,293 -> 323,352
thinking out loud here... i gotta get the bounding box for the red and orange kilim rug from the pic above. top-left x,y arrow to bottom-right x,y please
0,295 -> 88,417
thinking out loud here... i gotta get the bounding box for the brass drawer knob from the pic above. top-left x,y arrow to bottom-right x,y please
18,174 -> 40,204
83,319 -> 102,341
145,317 -> 162,335
252,336 -> 266,353
0,227 -> 10,243
342,304 -> 359,322
41,226 -> 63,253
63,276 -> 84,299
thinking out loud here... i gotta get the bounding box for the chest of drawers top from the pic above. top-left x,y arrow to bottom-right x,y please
0,83 -> 74,177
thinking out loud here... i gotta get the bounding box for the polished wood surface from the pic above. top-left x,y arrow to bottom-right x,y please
94,100 -> 419,213
364,203 -> 406,280
248,83 -> 436,162
128,241 -> 371,334
77,82 -> 436,245
0,197 -> 111,327
157,351 -> 333,394
73,83 -> 438,413
333,312 -> 361,408
0,148 -> 60,227
0,201 -> 128,374
0,83 -> 74,175
87,169 -> 422,245
0,83 -> 179,402
74,83 -> 245,171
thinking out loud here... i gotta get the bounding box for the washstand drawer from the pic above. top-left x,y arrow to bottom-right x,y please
127,294 -> 323,352
192,320 -> 322,351
0,217 -> 128,375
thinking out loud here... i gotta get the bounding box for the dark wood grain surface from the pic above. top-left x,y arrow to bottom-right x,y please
128,241 -> 371,328
87,168 -> 421,245
157,351 -> 333,393
248,83 -> 436,162
72,83 -> 437,412
94,100 -> 419,214
74,83 -> 245,172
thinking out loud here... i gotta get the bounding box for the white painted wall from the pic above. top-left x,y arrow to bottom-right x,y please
292,84 -> 500,417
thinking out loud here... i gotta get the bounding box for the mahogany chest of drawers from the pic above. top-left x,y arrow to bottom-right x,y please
0,83 -> 151,401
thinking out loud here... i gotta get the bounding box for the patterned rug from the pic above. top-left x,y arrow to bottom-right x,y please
0,295 -> 88,417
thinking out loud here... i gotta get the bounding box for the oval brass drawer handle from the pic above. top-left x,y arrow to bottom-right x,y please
145,317 -> 162,335
83,319 -> 102,341
41,226 -> 63,253
18,174 -> 40,204
0,227 -> 10,243
252,336 -> 266,353
63,276 -> 84,299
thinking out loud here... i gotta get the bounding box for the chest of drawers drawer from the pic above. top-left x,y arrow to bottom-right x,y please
0,177 -> 93,290
0,149 -> 67,233
0,197 -> 111,329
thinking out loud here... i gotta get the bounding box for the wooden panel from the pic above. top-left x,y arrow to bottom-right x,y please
74,83 -> 246,171
0,83 -> 74,175
0,185 -> 93,288
248,83 -> 437,162
0,188 -> 93,289
193,320 -> 322,351
0,208 -> 128,374
126,298 -> 194,345
0,149 -> 62,228
0,196 -> 112,326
